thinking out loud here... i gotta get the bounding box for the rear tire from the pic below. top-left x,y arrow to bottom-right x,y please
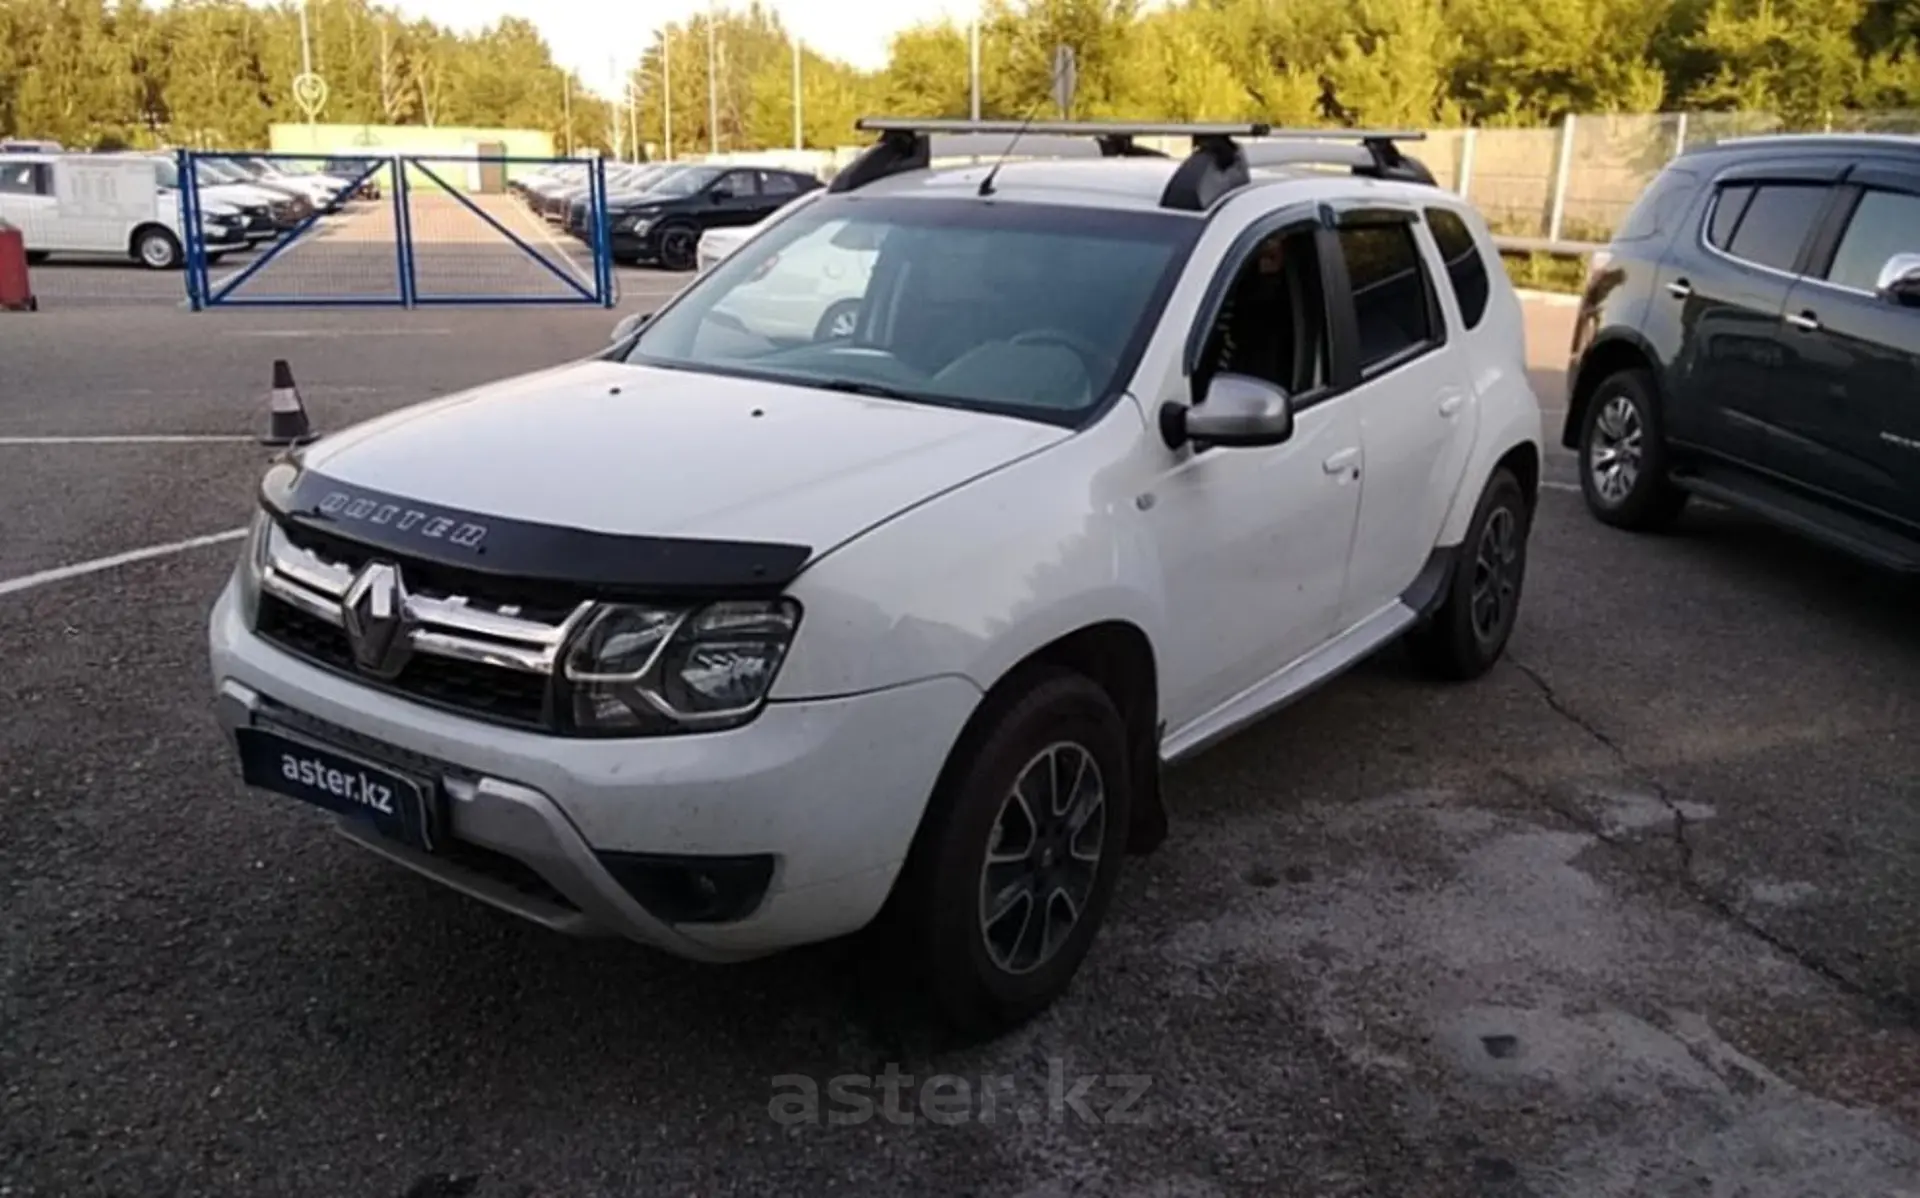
890,667 -> 1133,1036
1410,467 -> 1531,682
1578,368 -> 1688,531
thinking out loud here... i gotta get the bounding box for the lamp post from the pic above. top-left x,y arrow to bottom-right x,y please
792,36 -> 803,150
706,3 -> 720,155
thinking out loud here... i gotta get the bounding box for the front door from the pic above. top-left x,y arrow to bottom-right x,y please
1660,166 -> 1842,464
704,169 -> 764,229
1145,210 -> 1363,731
1776,171 -> 1920,524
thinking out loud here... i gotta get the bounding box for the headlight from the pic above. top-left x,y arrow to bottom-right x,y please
562,598 -> 800,735
235,510 -> 271,626
620,215 -> 653,234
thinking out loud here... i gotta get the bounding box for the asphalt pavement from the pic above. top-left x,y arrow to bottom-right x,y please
1,298 -> 1917,1198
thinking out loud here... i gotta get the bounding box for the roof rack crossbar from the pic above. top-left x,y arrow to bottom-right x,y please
831,117 -> 1436,205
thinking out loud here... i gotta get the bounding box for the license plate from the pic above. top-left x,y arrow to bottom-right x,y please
235,727 -> 435,850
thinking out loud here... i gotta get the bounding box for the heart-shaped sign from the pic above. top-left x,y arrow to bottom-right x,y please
292,73 -> 329,119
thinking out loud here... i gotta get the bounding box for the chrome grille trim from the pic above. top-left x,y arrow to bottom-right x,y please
259,521 -> 594,677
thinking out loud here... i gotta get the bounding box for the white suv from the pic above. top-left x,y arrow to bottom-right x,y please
208,120 -> 1543,1032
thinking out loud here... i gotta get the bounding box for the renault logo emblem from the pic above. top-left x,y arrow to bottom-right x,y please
341,561 -> 412,679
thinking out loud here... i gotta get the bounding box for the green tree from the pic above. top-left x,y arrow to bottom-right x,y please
1683,0 -> 1868,121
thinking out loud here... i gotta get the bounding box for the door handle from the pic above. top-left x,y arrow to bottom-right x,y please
1785,310 -> 1821,331
1439,393 -> 1465,418
1666,279 -> 1693,299
1323,448 -> 1359,475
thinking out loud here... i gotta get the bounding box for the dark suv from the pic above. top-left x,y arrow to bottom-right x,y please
1565,134 -> 1920,572
607,164 -> 821,270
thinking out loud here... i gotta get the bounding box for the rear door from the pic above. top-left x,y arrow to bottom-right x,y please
1660,161 -> 1844,463
1326,203 -> 1480,625
0,160 -> 55,248
1774,166 -> 1920,524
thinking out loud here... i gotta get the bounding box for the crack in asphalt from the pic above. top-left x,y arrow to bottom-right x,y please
1504,655 -> 1918,1030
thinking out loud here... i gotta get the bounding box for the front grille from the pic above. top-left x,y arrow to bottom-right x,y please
257,594 -> 551,729
252,519 -> 588,732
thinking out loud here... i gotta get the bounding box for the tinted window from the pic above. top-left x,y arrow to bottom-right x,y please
1337,222 -> 1439,371
1825,189 -> 1920,292
1199,225 -> 1330,398
628,198 -> 1197,421
0,162 -> 38,195
1425,207 -> 1490,329
717,170 -> 757,196
760,171 -> 801,196
1707,184 -> 1752,249
1723,183 -> 1829,273
1615,167 -> 1699,244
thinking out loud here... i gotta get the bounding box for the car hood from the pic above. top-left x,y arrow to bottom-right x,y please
296,358 -> 1070,553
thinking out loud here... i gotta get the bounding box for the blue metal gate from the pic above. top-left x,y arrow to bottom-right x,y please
180,150 -> 614,310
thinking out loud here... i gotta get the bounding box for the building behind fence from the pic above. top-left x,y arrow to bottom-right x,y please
677,109 -> 1920,249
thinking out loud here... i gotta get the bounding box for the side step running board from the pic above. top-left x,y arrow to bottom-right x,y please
1672,468 -> 1920,574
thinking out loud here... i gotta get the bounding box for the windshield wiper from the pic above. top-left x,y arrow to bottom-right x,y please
809,377 -> 923,403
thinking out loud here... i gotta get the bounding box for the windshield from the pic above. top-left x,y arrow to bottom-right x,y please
646,166 -> 722,198
153,159 -> 178,189
623,196 -> 1199,423
197,161 -> 242,184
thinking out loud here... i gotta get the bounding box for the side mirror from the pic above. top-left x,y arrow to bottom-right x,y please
611,311 -> 650,343
1875,253 -> 1920,307
1160,374 -> 1295,450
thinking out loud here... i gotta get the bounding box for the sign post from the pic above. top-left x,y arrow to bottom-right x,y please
1051,45 -> 1077,119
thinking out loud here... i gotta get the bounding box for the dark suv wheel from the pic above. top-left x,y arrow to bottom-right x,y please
1578,368 -> 1688,531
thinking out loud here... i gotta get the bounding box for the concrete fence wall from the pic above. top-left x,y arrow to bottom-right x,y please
667,108 -> 1920,247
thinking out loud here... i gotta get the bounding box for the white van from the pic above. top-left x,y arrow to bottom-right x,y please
0,152 -> 248,269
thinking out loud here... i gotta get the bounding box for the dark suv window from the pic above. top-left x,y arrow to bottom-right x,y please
1711,182 -> 1830,273
1425,207 -> 1490,329
1825,189 -> 1920,293
1337,222 -> 1440,372
760,170 -> 801,196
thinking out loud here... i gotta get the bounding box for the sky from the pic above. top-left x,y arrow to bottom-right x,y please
384,0 -> 979,96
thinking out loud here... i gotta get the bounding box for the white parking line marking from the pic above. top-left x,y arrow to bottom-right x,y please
1542,480 -> 1578,493
0,435 -> 256,446
0,528 -> 246,598
232,329 -> 452,338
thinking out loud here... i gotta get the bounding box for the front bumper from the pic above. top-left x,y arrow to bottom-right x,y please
207,574 -> 980,961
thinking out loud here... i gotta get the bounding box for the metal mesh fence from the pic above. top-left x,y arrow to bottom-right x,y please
189,154 -> 402,304
403,163 -> 601,303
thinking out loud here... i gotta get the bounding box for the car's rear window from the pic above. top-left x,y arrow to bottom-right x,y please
1614,167 -> 1700,245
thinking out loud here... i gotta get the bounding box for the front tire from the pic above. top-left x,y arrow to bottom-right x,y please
1410,467 -> 1531,682
1579,368 -> 1688,530
134,227 -> 181,271
657,224 -> 699,271
891,667 -> 1133,1035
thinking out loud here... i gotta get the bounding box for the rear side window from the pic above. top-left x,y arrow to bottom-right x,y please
1707,184 -> 1753,249
1615,167 -> 1700,244
1336,222 -> 1440,373
760,170 -> 801,196
1825,189 -> 1920,292
1425,207 -> 1490,329
1717,183 -> 1831,273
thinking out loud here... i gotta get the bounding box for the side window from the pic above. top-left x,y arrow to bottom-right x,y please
1197,224 -> 1331,400
1424,206 -> 1490,329
718,170 -> 758,197
759,170 -> 800,197
1824,189 -> 1920,293
1336,221 -> 1440,373
1706,184 -> 1753,250
1719,183 -> 1830,273
0,162 -> 38,195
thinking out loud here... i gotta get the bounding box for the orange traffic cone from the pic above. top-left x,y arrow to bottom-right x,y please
260,359 -> 315,447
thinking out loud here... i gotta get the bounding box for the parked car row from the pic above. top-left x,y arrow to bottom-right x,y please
0,147 -> 372,270
509,159 -> 822,271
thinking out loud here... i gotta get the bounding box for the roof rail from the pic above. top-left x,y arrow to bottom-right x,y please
830,118 -> 1436,209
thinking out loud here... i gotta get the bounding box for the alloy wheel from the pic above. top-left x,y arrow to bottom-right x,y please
1470,505 -> 1522,645
1588,393 -> 1643,505
978,742 -> 1107,976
